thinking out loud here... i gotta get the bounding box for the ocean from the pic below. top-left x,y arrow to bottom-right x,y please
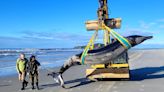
0,47 -> 162,77
0,48 -> 82,77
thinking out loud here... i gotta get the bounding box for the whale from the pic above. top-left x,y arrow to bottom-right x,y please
77,35 -> 153,64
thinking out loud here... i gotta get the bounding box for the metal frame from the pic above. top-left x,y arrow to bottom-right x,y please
83,0 -> 130,80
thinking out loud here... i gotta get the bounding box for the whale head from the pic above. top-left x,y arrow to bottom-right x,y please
126,35 -> 153,47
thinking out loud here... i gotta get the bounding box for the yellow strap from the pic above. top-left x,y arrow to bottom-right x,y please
102,23 -> 131,49
81,31 -> 98,64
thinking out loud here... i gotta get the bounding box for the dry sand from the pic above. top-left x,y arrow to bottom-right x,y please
1,49 -> 164,92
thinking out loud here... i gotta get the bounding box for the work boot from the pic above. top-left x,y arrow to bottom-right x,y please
21,81 -> 25,90
31,83 -> 35,90
36,82 -> 39,90
24,80 -> 28,87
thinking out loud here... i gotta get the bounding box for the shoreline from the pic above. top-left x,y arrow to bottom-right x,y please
0,48 -> 164,77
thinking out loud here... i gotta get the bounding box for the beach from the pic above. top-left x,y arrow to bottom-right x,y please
0,49 -> 164,92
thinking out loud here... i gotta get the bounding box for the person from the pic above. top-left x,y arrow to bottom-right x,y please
16,53 -> 28,90
28,55 -> 41,90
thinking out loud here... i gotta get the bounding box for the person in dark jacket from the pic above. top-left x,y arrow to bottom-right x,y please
28,55 -> 41,90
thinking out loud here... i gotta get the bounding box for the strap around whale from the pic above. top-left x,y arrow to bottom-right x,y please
103,23 -> 132,49
81,31 -> 98,65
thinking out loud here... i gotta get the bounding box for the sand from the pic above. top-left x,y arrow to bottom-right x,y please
1,49 -> 164,92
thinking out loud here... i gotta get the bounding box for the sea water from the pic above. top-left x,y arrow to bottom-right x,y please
0,48 -> 82,77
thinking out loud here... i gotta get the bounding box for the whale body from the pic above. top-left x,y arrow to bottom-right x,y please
76,35 -> 153,64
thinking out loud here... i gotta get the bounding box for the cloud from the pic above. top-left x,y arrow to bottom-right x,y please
0,35 -> 75,48
119,18 -> 164,46
0,30 -> 93,48
157,18 -> 164,22
159,25 -> 164,29
121,29 -> 153,36
0,36 -> 20,40
139,21 -> 157,29
121,18 -> 164,36
120,27 -> 154,37
20,30 -> 92,42
21,31 -> 56,40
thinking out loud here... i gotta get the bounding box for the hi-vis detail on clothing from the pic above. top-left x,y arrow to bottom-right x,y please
16,58 -> 28,72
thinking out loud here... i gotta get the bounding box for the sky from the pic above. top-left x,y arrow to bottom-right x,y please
0,0 -> 164,48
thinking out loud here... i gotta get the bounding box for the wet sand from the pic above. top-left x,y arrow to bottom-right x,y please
0,49 -> 164,92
